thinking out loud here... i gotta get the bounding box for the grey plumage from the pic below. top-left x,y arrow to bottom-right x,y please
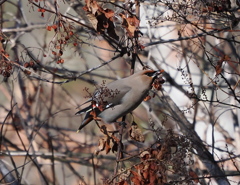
76,69 -> 160,131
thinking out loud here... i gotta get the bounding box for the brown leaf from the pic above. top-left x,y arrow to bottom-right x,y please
119,14 -> 140,38
83,0 -> 100,31
223,55 -> 231,61
118,169 -> 131,184
95,12 -> 119,40
95,138 -> 106,155
83,0 -> 119,40
157,144 -> 171,160
150,149 -> 159,158
189,169 -> 199,183
86,13 -> 98,30
142,169 -> 149,180
117,180 -> 129,185
215,60 -> 223,75
84,0 -> 99,14
129,122 -> 145,142
149,170 -> 157,184
130,170 -> 142,185
127,16 -> 140,28
105,138 -> 111,154
102,8 -> 114,19
111,140 -> 118,153
140,151 -> 151,160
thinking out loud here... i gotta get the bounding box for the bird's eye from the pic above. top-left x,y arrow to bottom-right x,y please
145,71 -> 157,77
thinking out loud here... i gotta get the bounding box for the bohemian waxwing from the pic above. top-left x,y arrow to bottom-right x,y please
75,69 -> 161,132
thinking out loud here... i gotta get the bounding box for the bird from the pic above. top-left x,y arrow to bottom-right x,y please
75,69 -> 162,132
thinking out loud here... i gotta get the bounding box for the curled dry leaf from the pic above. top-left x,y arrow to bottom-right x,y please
94,130 -> 120,155
111,134 -> 120,153
84,0 -> 99,15
130,170 -> 142,185
117,169 -> 131,184
105,138 -> 112,154
119,14 -> 140,38
83,0 -> 119,40
129,122 -> 145,142
215,55 -> 231,75
140,151 -> 151,160
95,138 -> 106,155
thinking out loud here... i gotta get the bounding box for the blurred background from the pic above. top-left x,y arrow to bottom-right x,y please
0,0 -> 240,184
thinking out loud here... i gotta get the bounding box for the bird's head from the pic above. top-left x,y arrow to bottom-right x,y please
140,69 -> 163,82
143,70 -> 161,78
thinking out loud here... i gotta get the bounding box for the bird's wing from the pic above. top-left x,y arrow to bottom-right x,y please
77,111 -> 94,132
76,79 -> 131,118
104,83 -> 132,106
75,104 -> 93,115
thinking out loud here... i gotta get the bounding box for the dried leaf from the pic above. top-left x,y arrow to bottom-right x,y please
150,148 -> 159,158
142,168 -> 149,180
111,140 -> 118,153
119,14 -> 140,38
117,180 -> 129,185
130,170 -> 141,185
129,122 -> 145,142
189,169 -> 199,183
157,144 -> 171,160
95,138 -> 106,155
86,13 -> 98,30
215,61 -> 223,75
105,138 -> 111,154
83,0 -> 119,40
84,0 -> 99,14
149,167 -> 157,184
140,151 -> 151,160
118,169 -> 131,184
